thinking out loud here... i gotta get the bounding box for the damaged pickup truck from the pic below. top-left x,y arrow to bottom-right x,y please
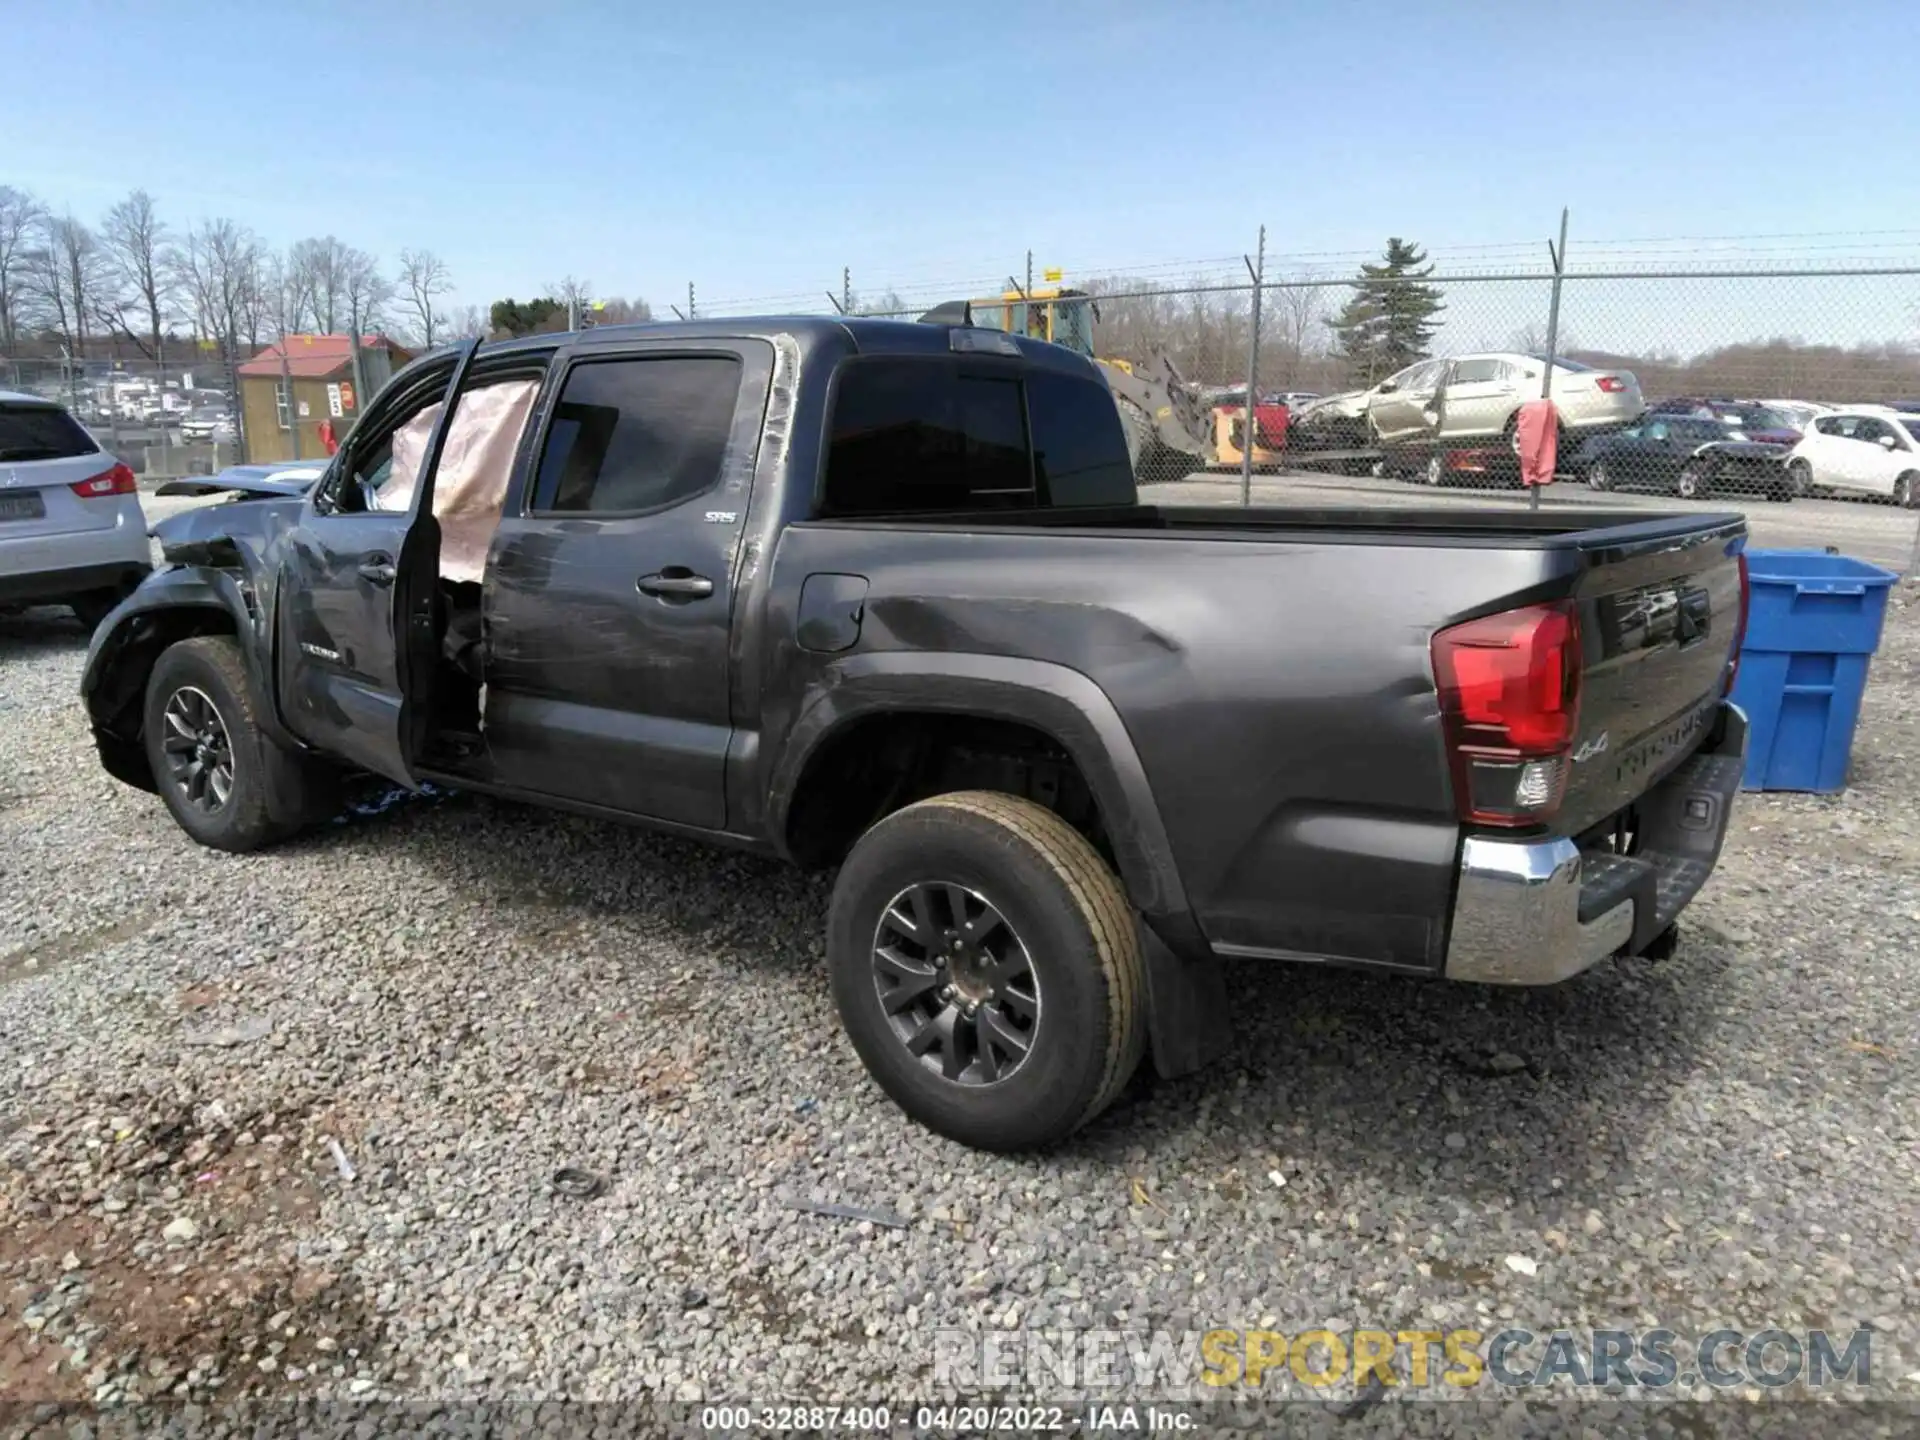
83,316 -> 1751,1151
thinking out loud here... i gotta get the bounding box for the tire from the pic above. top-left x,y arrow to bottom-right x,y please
1788,459 -> 1813,498
142,636 -> 325,853
1587,460 -> 1611,492
69,588 -> 126,631
1137,443 -> 1191,486
827,791 -> 1146,1152
1896,473 -> 1919,510
1423,452 -> 1446,487
1675,464 -> 1710,501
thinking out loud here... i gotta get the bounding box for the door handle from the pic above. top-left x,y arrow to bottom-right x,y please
358,557 -> 397,585
638,570 -> 714,599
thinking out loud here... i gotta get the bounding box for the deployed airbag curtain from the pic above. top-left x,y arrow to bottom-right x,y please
377,378 -> 541,584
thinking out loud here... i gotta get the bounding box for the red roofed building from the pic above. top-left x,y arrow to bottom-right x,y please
236,334 -> 413,462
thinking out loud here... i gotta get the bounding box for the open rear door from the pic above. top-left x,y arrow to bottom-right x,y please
279,340 -> 481,786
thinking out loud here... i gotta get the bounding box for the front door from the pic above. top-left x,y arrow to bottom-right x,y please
482,338 -> 774,829
278,342 -> 477,785
1369,360 -> 1440,443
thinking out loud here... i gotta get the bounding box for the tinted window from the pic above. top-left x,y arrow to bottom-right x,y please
1027,370 -> 1136,507
531,356 -> 739,513
1853,418 -> 1892,444
0,403 -> 98,462
1674,420 -> 1726,442
822,361 -> 1030,515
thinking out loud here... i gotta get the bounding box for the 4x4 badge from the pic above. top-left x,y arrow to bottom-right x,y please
1573,732 -> 1610,763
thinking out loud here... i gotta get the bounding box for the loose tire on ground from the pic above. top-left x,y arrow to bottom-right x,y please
142,636 -> 331,853
827,791 -> 1146,1151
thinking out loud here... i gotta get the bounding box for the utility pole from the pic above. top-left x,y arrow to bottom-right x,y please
688,282 -> 696,321
1533,207 -> 1570,513
1025,250 -> 1034,336
843,267 -> 852,317
568,294 -> 581,332
1240,225 -> 1266,507
279,337 -> 301,462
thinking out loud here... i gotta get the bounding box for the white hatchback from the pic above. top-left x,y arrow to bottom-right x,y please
1786,409 -> 1920,506
0,390 -> 152,626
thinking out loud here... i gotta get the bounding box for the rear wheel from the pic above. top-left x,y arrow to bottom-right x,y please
1788,458 -> 1814,497
1423,452 -> 1446,487
1896,473 -> 1919,509
1675,463 -> 1711,500
1587,460 -> 1611,492
827,792 -> 1146,1151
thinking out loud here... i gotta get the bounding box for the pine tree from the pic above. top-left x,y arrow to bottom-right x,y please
1329,238 -> 1445,385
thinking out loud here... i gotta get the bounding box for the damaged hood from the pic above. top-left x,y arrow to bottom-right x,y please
154,464 -> 325,500
150,486 -> 305,567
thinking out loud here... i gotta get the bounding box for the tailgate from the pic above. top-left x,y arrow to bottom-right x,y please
1555,523 -> 1745,834
0,402 -> 118,538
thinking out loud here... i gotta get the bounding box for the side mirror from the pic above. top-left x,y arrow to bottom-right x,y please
1879,434 -> 1898,450
1376,379 -> 1398,393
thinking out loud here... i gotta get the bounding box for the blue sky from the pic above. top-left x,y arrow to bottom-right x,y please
6,0 -> 1919,332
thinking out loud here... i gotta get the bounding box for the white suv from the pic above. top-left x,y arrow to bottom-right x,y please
0,391 -> 151,626
1786,410 -> 1920,506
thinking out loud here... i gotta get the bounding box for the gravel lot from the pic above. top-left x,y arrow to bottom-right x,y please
3,527 -> 1918,1430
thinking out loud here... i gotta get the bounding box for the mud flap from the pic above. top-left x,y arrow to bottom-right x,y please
1139,922 -> 1233,1078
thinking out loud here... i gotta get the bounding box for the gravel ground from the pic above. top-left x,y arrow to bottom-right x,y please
2,582 -> 1918,1435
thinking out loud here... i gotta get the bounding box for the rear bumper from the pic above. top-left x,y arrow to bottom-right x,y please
1444,703 -> 1747,985
0,558 -> 150,606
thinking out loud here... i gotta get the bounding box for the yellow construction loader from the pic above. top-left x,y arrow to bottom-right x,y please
962,287 -> 1214,485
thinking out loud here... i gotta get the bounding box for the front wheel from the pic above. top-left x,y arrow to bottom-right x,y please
1423,452 -> 1446,487
1675,464 -> 1710,500
827,792 -> 1146,1151
143,636 -> 327,853
1587,460 -> 1611,492
1788,459 -> 1813,497
1896,473 -> 1919,509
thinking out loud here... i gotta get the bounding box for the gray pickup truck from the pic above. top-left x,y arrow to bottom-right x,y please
82,316 -> 1750,1150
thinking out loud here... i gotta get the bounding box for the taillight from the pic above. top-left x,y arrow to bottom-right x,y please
1724,551 -> 1750,696
1432,601 -> 1583,827
70,463 -> 137,498
1596,376 -> 1628,394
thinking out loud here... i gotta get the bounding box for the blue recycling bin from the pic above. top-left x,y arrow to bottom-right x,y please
1729,549 -> 1897,793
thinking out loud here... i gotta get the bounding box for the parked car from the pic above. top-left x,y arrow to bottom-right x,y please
180,410 -> 234,442
0,390 -> 151,625
1786,409 -> 1920,506
1644,398 -> 1800,448
1366,353 -> 1643,451
83,316 -> 1752,1151
1761,399 -> 1833,431
1574,415 -> 1793,501
1286,389 -> 1371,450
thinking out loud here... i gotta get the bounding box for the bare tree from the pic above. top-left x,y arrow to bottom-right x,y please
437,302 -> 488,342
0,186 -> 43,350
1268,278 -> 1329,386
594,296 -> 652,325
286,235 -> 354,332
24,214 -> 104,358
397,247 -> 451,347
548,275 -> 594,317
173,219 -> 259,415
341,246 -> 393,338
97,190 -> 178,364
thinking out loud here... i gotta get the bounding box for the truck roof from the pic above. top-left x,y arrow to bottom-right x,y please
471,314 -> 1105,379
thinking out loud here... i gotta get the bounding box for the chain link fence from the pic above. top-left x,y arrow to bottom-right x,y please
3,351 -> 245,479
852,265 -> 1920,577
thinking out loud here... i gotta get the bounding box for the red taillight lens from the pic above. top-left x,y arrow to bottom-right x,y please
1596,376 -> 1628,394
69,463 -> 137,498
1433,601 -> 1583,826
1724,551 -> 1750,696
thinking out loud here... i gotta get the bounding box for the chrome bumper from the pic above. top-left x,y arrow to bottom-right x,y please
1444,704 -> 1747,985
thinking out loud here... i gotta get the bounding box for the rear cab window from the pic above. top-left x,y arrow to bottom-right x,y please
0,402 -> 99,462
819,358 -> 1135,516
